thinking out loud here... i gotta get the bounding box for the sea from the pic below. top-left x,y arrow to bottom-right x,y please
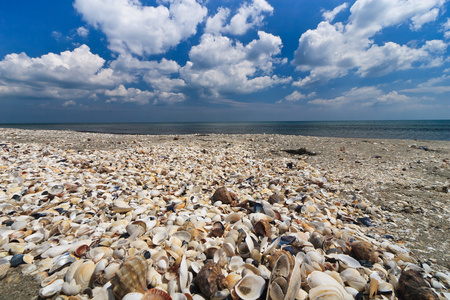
1,120 -> 449,141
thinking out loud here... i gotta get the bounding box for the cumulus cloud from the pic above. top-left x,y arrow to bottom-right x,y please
276,91 -> 317,103
322,3 -> 348,22
180,31 -> 290,97
308,86 -> 412,107
205,0 -> 273,35
105,85 -> 185,105
293,0 -> 447,87
401,74 -> 450,94
443,18 -> 450,39
74,0 -> 207,56
0,45 -> 125,100
62,100 -> 77,107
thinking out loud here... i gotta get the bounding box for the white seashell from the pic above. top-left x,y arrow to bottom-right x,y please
123,292 -> 144,300
179,255 -> 188,291
40,279 -> 64,298
172,231 -> 191,243
104,262 -> 120,281
235,274 -> 266,300
41,244 -> 72,258
74,260 -> 96,288
93,258 -> 109,277
62,279 -> 81,296
340,268 -> 367,291
378,281 -> 393,293
308,271 -> 353,300
229,256 -> 244,272
65,259 -> 84,283
309,284 -> 345,300
147,268 -> 162,287
337,254 -> 362,269
172,293 -> 187,300
153,229 -> 169,245
24,230 -> 45,243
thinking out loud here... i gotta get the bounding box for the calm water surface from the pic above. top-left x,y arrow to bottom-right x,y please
1,120 -> 449,141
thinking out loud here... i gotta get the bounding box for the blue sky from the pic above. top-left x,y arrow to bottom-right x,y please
0,0 -> 449,123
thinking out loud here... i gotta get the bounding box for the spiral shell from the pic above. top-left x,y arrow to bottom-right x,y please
112,256 -> 148,300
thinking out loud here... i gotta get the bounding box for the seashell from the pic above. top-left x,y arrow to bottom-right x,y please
397,269 -> 440,300
123,292 -> 144,300
62,279 -> 81,296
340,268 -> 367,292
225,213 -> 243,224
143,288 -> 172,300
179,255 -> 189,291
269,280 -> 286,300
213,248 -> 227,267
41,244 -> 72,258
235,274 -> 266,300
309,231 -> 324,249
172,231 -> 191,243
254,219 -> 271,237
153,229 -> 169,245
74,260 -> 96,289
155,255 -> 169,274
49,184 -> 65,195
65,259 -> 84,283
349,241 -> 378,264
211,187 -> 238,205
337,254 -> 362,269
271,254 -> 290,279
378,281 -> 393,293
24,230 -> 45,243
0,258 -> 10,279
268,194 -> 282,204
226,273 -> 242,290
10,253 -> 33,267
196,261 -> 227,298
211,222 -> 225,237
178,221 -> 199,239
308,271 -> 352,300
111,200 -> 133,213
309,284 -> 346,300
104,262 -> 121,282
40,278 -> 64,298
49,252 -> 77,274
284,259 -> 302,300
74,244 -> 89,257
112,256 -> 148,300
126,221 -> 147,240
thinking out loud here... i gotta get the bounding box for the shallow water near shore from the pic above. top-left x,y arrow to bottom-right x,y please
1,120 -> 449,141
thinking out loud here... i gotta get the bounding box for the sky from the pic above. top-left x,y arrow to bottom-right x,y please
0,0 -> 449,123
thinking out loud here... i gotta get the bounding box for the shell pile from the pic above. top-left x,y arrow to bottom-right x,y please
0,138 -> 449,300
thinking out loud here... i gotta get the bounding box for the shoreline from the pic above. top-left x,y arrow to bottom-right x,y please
0,128 -> 449,299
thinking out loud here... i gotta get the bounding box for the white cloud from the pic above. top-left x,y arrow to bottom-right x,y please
0,45 -> 125,101
205,0 -> 273,35
293,0 -> 447,87
76,26 -> 89,37
322,3 -> 348,22
180,32 -> 290,97
308,86 -> 412,107
105,84 -> 185,105
443,18 -> 450,39
401,74 -> 450,94
62,100 -> 77,107
74,0 -> 207,56
276,90 -> 317,103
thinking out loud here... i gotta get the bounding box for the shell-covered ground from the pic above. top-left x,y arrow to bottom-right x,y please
0,128 -> 449,300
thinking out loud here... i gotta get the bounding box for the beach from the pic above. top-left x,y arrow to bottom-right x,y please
0,128 -> 449,299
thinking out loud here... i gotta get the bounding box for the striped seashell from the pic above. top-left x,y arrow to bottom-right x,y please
112,256 -> 148,300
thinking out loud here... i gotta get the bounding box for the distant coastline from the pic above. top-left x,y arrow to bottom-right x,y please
1,120 -> 449,141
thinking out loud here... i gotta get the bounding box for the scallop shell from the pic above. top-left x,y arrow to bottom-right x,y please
142,289 -> 172,300
112,256 -> 148,300
235,274 -> 266,300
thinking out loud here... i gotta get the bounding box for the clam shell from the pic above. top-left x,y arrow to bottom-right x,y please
40,279 -> 64,298
153,229 -> 169,245
74,260 -> 96,288
340,268 -> 367,292
62,279 -> 81,296
235,274 -> 266,300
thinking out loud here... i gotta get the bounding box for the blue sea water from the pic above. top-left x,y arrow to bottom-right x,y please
1,120 -> 449,141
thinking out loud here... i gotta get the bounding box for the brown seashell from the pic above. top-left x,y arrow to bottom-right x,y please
267,250 -> 295,273
254,220 -> 271,237
112,256 -> 148,300
196,261 -> 227,298
75,244 -> 89,257
204,247 -> 219,260
143,288 -> 172,300
178,221 -> 199,239
349,240 -> 378,263
268,194 -> 282,204
211,187 -> 238,205
211,222 -> 225,237
309,231 -> 324,249
397,269 -> 439,300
